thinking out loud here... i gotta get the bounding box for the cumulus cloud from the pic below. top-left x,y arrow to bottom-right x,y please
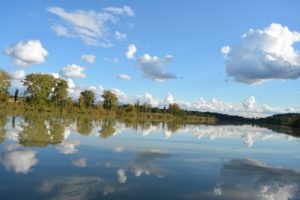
65,80 -> 295,117
0,144 -> 38,174
214,158 -> 300,200
72,157 -> 87,168
136,54 -> 177,82
116,169 -> 127,183
126,44 -> 137,59
11,69 -> 26,80
60,64 -> 86,78
242,96 -> 256,109
5,40 -> 48,67
115,31 -> 127,41
117,73 -> 131,80
222,23 -> 300,84
81,54 -> 96,64
47,6 -> 134,47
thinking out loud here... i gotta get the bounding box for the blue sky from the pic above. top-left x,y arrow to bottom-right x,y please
1,0 -> 299,116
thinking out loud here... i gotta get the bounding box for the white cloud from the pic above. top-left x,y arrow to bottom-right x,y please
165,93 -> 174,106
81,54 -> 96,64
72,158 -> 87,168
126,44 -> 137,59
60,64 -> 86,78
136,54 -> 177,82
5,40 -> 48,67
117,73 -> 131,80
0,144 -> 38,174
47,6 -> 134,47
65,81 -> 296,117
115,31 -> 126,41
11,69 -> 25,80
242,96 -> 256,109
116,169 -> 127,183
222,23 -> 300,84
52,24 -> 70,36
103,6 -> 134,16
56,141 -> 80,154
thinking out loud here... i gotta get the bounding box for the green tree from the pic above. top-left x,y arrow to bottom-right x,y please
0,69 -> 11,103
80,90 -> 95,108
51,78 -> 68,106
102,90 -> 118,110
168,103 -> 181,115
24,74 -> 55,108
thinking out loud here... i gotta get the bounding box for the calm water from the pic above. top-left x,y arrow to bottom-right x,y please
0,115 -> 300,200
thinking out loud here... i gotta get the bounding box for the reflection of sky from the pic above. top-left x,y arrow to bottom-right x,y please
0,116 -> 300,199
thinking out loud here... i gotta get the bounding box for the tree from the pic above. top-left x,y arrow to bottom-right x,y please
102,90 -> 118,110
79,90 -> 95,108
0,69 -> 11,103
14,89 -> 18,103
51,78 -> 68,106
168,103 -> 181,115
24,74 -> 55,108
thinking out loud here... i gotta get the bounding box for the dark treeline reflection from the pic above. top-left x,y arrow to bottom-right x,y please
0,115 -> 299,147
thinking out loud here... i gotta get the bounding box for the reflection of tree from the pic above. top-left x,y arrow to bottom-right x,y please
167,121 -> 181,133
76,117 -> 93,135
19,115 -> 65,147
0,115 -> 7,143
99,119 -> 116,138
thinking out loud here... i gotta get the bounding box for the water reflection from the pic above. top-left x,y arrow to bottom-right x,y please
0,115 -> 299,199
129,149 -> 171,177
0,144 -> 37,174
214,158 -> 300,200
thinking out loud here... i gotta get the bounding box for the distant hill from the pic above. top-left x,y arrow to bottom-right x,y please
256,113 -> 300,128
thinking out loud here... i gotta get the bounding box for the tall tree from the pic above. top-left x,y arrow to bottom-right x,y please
24,74 -> 55,108
51,78 -> 68,106
0,69 -> 11,103
102,90 -> 118,110
80,90 -> 95,108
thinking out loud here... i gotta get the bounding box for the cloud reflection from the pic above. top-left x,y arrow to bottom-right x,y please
214,159 -> 300,200
56,141 -> 80,154
129,149 -> 171,177
0,144 -> 38,174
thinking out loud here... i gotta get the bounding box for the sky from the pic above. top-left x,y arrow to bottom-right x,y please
0,0 -> 299,117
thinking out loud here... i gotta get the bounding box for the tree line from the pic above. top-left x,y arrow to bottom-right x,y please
0,69 -> 188,117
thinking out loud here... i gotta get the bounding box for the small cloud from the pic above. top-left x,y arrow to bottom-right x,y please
60,64 -> 86,78
117,74 -> 131,80
103,6 -> 135,16
5,40 -> 48,67
126,44 -> 137,59
56,141 -> 80,154
115,31 -> 127,41
136,54 -> 177,82
52,24 -> 70,37
72,158 -> 87,168
81,54 -> 96,64
116,169 -> 127,183
11,69 -> 26,80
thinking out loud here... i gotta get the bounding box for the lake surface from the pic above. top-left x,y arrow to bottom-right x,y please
0,115 -> 300,200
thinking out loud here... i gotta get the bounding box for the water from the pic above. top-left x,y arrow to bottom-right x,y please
0,115 -> 300,200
